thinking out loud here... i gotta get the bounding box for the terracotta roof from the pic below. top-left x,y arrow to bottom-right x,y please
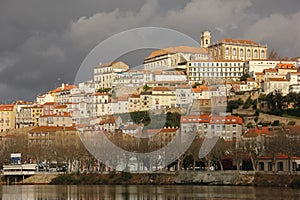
129,94 -> 140,98
0,104 -> 14,111
41,112 -> 71,117
94,62 -> 117,69
54,105 -> 67,109
263,68 -> 278,73
152,86 -> 173,92
246,78 -> 255,82
29,126 -> 76,132
145,46 -> 208,59
267,78 -> 288,82
51,84 -> 77,93
94,93 -> 109,96
99,116 -> 115,125
43,102 -> 56,105
255,72 -> 264,75
243,126 -> 271,138
216,38 -> 259,45
277,63 -> 296,69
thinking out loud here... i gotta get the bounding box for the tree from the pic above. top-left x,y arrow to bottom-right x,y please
240,73 -> 250,82
266,90 -> 284,115
269,49 -> 281,59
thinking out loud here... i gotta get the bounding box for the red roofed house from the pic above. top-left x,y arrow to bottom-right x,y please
257,154 -> 300,172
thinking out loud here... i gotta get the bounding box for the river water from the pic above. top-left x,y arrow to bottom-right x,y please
1,185 -> 300,200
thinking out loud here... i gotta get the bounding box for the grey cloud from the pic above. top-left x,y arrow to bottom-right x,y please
0,0 -> 300,102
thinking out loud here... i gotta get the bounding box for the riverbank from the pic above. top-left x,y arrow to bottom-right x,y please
2,171 -> 300,188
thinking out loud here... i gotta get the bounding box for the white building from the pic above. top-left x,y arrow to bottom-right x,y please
262,78 -> 290,95
187,60 -> 245,84
246,59 -> 297,78
93,93 -> 111,117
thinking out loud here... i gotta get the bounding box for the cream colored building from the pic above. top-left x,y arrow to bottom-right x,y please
94,61 -> 129,90
39,112 -> 73,127
93,93 -> 111,117
202,31 -> 268,61
144,46 -> 209,70
150,87 -> 176,110
0,104 -> 16,132
181,114 -> 243,141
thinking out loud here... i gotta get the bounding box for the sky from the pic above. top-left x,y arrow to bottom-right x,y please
0,0 -> 300,102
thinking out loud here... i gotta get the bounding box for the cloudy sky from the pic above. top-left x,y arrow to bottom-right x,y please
1,0 -> 300,102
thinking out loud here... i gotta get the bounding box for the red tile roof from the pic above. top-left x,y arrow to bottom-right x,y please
243,126 -> 271,138
277,63 -> 296,69
145,46 -> 208,59
217,38 -> 259,45
152,86 -> 173,91
0,104 -> 14,111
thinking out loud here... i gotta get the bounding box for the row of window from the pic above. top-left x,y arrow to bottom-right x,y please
189,62 -> 243,67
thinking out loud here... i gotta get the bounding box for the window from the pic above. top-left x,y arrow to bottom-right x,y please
254,50 -> 258,58
247,49 -> 251,57
225,47 -> 229,56
240,49 -> 244,57
233,48 -> 236,56
261,50 -> 265,58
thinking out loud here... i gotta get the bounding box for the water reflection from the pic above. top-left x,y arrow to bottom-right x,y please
1,185 -> 300,200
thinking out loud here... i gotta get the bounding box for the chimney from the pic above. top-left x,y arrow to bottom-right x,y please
62,83 -> 65,90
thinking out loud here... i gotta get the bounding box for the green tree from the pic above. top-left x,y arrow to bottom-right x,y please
240,73 -> 250,81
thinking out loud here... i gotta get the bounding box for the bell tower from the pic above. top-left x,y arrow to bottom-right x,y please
200,31 -> 211,48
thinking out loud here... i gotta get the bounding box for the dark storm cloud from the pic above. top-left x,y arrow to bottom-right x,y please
0,0 -> 300,102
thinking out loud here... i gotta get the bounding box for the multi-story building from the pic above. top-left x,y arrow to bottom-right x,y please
144,46 -> 209,70
93,93 -> 111,117
187,60 -> 245,84
94,61 -> 129,90
111,95 -> 129,114
203,31 -> 268,61
262,78 -> 290,95
180,114 -> 243,141
0,104 -> 16,132
128,94 -> 141,112
54,83 -> 77,104
39,112 -> 73,127
245,59 -> 297,78
150,87 -> 176,110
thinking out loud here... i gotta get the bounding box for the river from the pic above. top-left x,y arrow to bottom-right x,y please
1,185 -> 300,199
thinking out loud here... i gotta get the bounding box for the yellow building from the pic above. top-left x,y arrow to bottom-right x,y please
0,104 -> 16,132
201,31 -> 268,61
31,105 -> 43,126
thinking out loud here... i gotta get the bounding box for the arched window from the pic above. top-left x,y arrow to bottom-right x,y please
225,47 -> 229,56
240,49 -> 244,57
254,50 -> 258,58
247,49 -> 251,57
261,50 -> 265,58
233,48 -> 236,56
